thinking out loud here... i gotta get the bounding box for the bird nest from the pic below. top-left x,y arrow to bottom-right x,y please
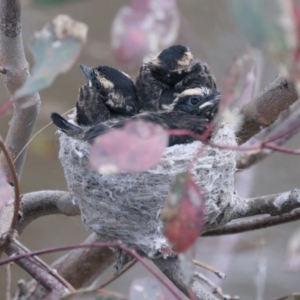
58,115 -> 239,261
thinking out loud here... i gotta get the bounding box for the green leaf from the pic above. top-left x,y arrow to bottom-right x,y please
229,0 -> 287,60
14,14 -> 88,100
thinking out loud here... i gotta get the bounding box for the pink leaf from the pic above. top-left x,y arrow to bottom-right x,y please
161,171 -> 205,253
89,121 -> 168,174
111,0 -> 180,66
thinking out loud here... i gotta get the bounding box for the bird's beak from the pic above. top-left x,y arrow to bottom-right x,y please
198,95 -> 220,119
79,64 -> 93,81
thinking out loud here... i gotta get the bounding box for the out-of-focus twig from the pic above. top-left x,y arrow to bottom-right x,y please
0,0 -> 41,181
0,138 -> 20,229
6,263 -> 11,300
194,272 -> 239,300
236,75 -> 298,144
193,260 -> 225,279
237,98 -> 300,169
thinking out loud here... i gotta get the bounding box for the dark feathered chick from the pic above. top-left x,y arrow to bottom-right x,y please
78,64 -> 138,121
76,83 -> 111,126
135,45 -> 217,112
51,87 -> 220,146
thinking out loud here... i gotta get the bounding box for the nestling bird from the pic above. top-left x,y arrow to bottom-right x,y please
135,44 -> 218,112
75,83 -> 111,126
51,86 -> 220,146
76,64 -> 139,126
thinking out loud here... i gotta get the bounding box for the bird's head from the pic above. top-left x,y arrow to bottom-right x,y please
163,87 -> 220,120
149,45 -> 194,85
79,64 -> 138,115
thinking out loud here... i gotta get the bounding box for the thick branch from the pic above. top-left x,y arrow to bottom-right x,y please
0,0 -> 41,181
13,233 -> 116,300
17,191 -> 80,233
237,99 -> 300,169
153,257 -> 218,300
201,190 -> 300,236
52,233 -> 115,288
202,209 -> 300,236
232,189 -> 300,221
236,75 -> 298,144
4,240 -> 69,296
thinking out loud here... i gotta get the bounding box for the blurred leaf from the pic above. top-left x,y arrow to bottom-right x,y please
129,277 -> 175,300
0,100 -> 12,117
0,168 -> 12,210
276,293 -> 300,300
89,121 -> 168,175
229,0 -> 287,62
111,0 -> 180,66
222,48 -> 262,108
61,289 -> 127,300
284,227 -> 300,271
161,171 -> 204,253
14,15 -> 88,100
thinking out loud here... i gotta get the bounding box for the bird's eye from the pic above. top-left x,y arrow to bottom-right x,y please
189,97 -> 200,106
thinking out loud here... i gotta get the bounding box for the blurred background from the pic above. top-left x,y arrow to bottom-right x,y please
0,0 -> 300,299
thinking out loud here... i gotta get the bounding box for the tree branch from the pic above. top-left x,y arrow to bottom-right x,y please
237,98 -> 300,169
202,209 -> 300,236
13,233 -> 116,300
4,238 -> 69,297
51,233 -> 115,289
153,257 -> 218,300
16,191 -> 80,233
236,75 -> 298,145
0,0 -> 41,181
231,189 -> 300,221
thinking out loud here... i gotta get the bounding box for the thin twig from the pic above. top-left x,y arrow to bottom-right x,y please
4,242 -> 69,294
0,137 -> 20,229
193,260 -> 225,279
169,129 -> 300,155
12,238 -> 76,293
99,259 -> 137,289
13,108 -> 75,164
0,242 -> 183,300
6,263 -> 11,300
194,272 -> 239,300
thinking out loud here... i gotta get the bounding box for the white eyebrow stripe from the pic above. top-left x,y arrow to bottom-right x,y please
199,101 -> 212,109
180,87 -> 212,97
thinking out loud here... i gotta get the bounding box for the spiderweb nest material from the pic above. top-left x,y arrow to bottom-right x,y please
57,113 -> 240,263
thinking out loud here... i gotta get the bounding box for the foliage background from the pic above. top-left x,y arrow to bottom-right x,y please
0,1 -> 300,299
